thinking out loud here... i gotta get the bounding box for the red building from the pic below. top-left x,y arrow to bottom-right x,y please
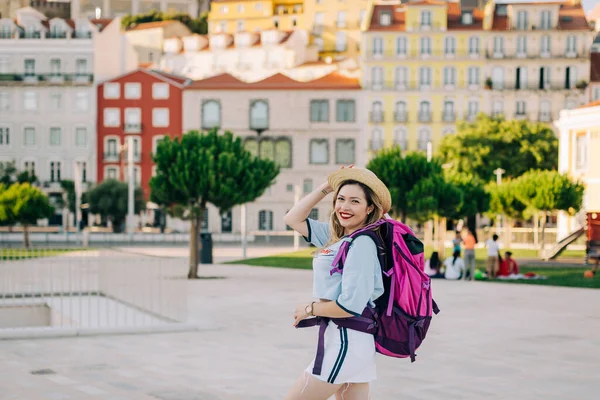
96,69 -> 189,199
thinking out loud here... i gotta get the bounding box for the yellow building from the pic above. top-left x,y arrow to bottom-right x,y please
208,0 -> 304,34
362,0 -> 486,155
556,100 -> 600,240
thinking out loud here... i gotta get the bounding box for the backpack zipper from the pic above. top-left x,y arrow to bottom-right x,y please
393,242 -> 420,272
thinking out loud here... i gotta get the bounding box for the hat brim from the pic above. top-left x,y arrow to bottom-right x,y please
328,168 -> 392,214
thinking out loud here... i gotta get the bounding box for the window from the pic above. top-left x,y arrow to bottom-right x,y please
444,67 -> 456,87
336,32 -> 346,52
516,36 -> 527,55
50,92 -> 61,110
237,20 -> 245,32
286,184 -> 294,193
493,36 -> 504,55
420,37 -> 431,55
23,91 -> 37,110
202,100 -> 221,129
335,139 -> 355,164
421,11 -> 432,27
275,138 -> 292,168
103,82 -> 120,99
309,139 -> 329,164
0,127 -> 9,145
540,11 -> 551,30
467,100 -> 478,119
516,100 -> 526,115
258,210 -> 273,231
371,129 -> 383,151
468,36 -> 479,55
24,161 -> 35,177
221,211 -> 232,233
575,135 -> 588,169
75,127 -> 87,147
125,83 -> 141,99
516,10 -> 528,30
76,161 -> 87,183
444,37 -> 456,56
468,67 -> 480,86
336,100 -> 355,122
106,138 -> 118,156
24,59 -> 35,75
259,138 -> 275,161
371,67 -> 384,88
462,12 -> 473,25
395,101 -> 407,122
153,83 -> 169,99
566,66 -> 577,89
395,67 -> 408,89
125,108 -> 142,131
396,36 -> 407,56
303,179 -> 313,194
492,66 -> 504,89
372,37 -> 383,56
308,208 -> 319,221
394,128 -> 407,150
492,99 -> 504,117
418,128 -> 431,151
379,11 -> 391,26
419,101 -> 431,120
539,66 -> 550,89
540,36 -> 551,56
24,127 -> 35,146
50,59 -> 61,75
566,35 -> 577,55
50,161 -> 61,182
75,91 -> 89,111
250,100 -> 269,130
443,101 -> 455,121
153,108 -> 169,127
337,11 -> 347,28
50,127 -> 61,146
516,66 -> 528,90
310,100 -> 329,122
370,101 -> 383,122
593,87 -> 600,101
221,6 -> 228,13
419,67 -> 432,87
104,108 -> 120,127
106,167 -> 118,180
237,4 -> 244,12
0,92 -> 9,110
76,59 -> 87,74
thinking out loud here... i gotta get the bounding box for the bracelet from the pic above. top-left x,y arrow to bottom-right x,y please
321,189 -> 330,195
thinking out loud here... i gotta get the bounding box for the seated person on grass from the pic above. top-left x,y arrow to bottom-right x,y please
498,251 -> 519,277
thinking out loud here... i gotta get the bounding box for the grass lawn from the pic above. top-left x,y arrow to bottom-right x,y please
226,247 -> 595,289
0,248 -> 88,260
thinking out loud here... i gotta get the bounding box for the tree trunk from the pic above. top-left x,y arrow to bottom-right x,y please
437,217 -> 447,258
540,212 -> 547,254
23,224 -> 30,249
504,218 -> 512,250
188,214 -> 201,279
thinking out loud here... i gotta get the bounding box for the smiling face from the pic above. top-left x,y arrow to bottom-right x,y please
334,183 -> 374,235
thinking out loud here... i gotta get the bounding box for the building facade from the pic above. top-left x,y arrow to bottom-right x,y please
555,100 -> 600,240
483,0 -> 593,123
0,7 -> 118,226
125,20 -> 192,65
590,52 -> 600,101
362,0 -> 486,155
208,0 -> 303,34
182,72 -> 363,234
96,69 -> 188,201
74,0 -> 204,18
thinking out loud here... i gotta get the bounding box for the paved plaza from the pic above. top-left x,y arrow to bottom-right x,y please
1,253 -> 600,399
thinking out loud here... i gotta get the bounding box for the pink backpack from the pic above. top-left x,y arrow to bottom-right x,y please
297,219 -> 439,374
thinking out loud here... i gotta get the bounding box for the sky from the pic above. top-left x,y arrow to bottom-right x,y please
582,0 -> 598,13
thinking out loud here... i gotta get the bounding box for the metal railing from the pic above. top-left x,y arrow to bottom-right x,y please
370,140 -> 384,151
489,81 -> 586,91
394,111 -> 408,123
0,73 -> 93,85
418,112 -> 432,123
485,49 -> 589,59
123,123 -> 142,134
363,81 -> 479,91
442,112 -> 456,122
369,111 -> 384,123
0,251 -> 188,337
103,152 -> 120,162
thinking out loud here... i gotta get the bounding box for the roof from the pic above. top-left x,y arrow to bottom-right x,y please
491,2 -> 590,31
368,5 -> 406,32
186,72 -> 361,91
406,0 -> 446,5
150,70 -> 190,85
577,100 -> 600,109
127,20 -> 185,31
591,53 -> 600,83
90,18 -> 113,32
99,68 -> 190,88
447,2 -> 484,30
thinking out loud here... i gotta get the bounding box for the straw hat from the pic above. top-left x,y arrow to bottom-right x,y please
327,168 -> 392,214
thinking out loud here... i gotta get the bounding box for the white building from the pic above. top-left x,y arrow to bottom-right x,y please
73,0 -> 205,19
160,29 -> 359,82
181,72 -> 364,235
0,7 -> 136,227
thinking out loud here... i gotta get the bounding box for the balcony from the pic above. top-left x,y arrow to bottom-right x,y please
370,111 -> 384,123
74,30 -> 92,39
394,111 -> 408,123
103,152 -> 120,162
408,22 -> 443,32
514,112 -> 527,120
485,48 -> 589,60
464,113 -> 477,122
393,140 -> 408,150
489,81 -> 587,91
418,112 -> 432,123
0,73 -> 94,86
442,112 -> 456,122
538,112 -> 552,122
73,73 -> 92,84
47,73 -> 64,84
369,140 -> 384,151
23,73 -> 38,84
47,31 -> 67,39
123,123 -> 142,134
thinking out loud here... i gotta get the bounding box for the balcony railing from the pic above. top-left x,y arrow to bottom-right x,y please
370,111 -> 384,123
417,140 -> 430,151
514,112 -> 527,120
103,152 -> 120,162
363,80 -> 477,91
442,112 -> 456,122
485,48 -> 589,59
418,112 -> 432,123
370,140 -> 384,151
464,113 -> 477,122
538,112 -> 552,122
0,73 -> 94,85
123,123 -> 142,134
394,111 -> 408,123
488,81 -> 586,91
408,22 -> 444,32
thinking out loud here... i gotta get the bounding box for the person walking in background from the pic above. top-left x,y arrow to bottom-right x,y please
452,231 -> 462,254
463,229 -> 477,281
485,234 -> 500,279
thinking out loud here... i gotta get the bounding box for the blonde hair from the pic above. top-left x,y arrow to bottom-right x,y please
325,180 -> 385,247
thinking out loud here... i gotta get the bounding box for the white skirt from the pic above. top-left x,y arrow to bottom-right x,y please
305,321 -> 377,384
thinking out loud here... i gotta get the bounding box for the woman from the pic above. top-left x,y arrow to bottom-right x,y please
425,251 -> 444,278
283,166 -> 392,400
443,250 -> 466,280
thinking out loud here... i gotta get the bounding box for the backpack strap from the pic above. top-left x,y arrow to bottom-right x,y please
330,226 -> 386,276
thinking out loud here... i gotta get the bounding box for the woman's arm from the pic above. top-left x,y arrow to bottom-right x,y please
283,181 -> 332,237
293,301 -> 352,326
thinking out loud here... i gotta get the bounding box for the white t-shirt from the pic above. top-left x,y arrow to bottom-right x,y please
486,239 -> 500,256
443,257 -> 465,280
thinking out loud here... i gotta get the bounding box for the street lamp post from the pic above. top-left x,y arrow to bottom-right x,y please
493,168 -> 505,236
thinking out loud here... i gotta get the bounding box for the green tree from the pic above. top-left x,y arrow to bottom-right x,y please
445,172 -> 489,235
150,129 -> 279,279
439,114 -> 558,182
0,183 -> 54,248
121,10 -> 208,34
512,170 -> 585,251
87,179 -> 145,233
1,161 -> 37,185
